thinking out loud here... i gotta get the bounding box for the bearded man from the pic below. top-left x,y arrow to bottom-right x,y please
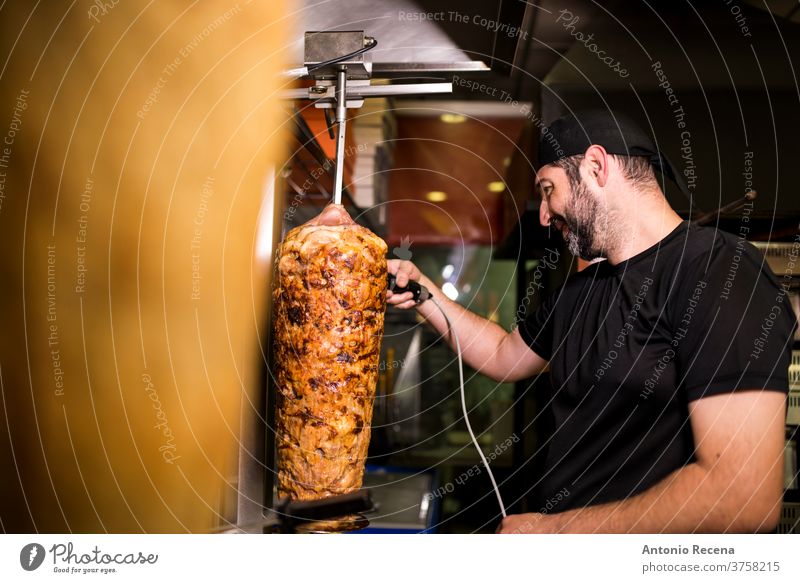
387,110 -> 796,533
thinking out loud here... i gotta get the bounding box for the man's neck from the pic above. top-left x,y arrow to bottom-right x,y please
604,197 -> 683,265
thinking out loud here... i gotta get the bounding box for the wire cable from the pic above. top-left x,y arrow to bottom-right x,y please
306,37 -> 378,73
430,297 -> 507,518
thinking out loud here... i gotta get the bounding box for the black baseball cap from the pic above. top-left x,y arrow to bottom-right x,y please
539,110 -> 691,200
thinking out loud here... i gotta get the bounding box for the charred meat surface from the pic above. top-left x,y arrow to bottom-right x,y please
273,204 -> 387,500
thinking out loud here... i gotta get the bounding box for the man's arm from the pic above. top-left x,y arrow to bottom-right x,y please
387,259 -> 547,382
499,390 -> 786,533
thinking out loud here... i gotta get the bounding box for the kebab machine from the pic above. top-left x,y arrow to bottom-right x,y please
249,31 -> 505,533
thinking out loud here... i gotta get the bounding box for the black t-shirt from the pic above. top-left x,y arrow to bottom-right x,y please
518,220 -> 796,512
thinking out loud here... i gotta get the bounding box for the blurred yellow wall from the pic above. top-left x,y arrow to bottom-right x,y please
0,0 -> 289,532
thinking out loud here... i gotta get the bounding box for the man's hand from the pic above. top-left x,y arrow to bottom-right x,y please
386,259 -> 424,310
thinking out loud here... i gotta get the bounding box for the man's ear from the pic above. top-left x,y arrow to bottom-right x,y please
583,145 -> 609,187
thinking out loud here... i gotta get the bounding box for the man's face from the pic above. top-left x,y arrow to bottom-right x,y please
535,163 -> 604,261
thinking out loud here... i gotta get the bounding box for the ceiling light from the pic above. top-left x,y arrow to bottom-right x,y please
442,264 -> 454,279
440,113 -> 466,124
426,191 -> 447,202
487,181 -> 506,193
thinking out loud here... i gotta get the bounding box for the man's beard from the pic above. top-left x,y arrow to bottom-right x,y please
553,179 -> 605,261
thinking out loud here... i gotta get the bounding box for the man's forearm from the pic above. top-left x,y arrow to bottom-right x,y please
547,462 -> 775,534
414,274 -> 509,377
556,464 -> 716,533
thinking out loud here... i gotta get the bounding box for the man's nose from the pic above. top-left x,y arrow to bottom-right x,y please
539,199 -> 552,227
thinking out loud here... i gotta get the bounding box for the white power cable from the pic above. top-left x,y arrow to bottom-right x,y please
430,297 -> 507,518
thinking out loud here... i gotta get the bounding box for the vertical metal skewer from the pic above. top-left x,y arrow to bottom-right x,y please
332,68 -> 347,205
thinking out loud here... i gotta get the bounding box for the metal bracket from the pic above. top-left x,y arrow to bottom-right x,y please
281,79 -> 452,104
284,31 -> 454,205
